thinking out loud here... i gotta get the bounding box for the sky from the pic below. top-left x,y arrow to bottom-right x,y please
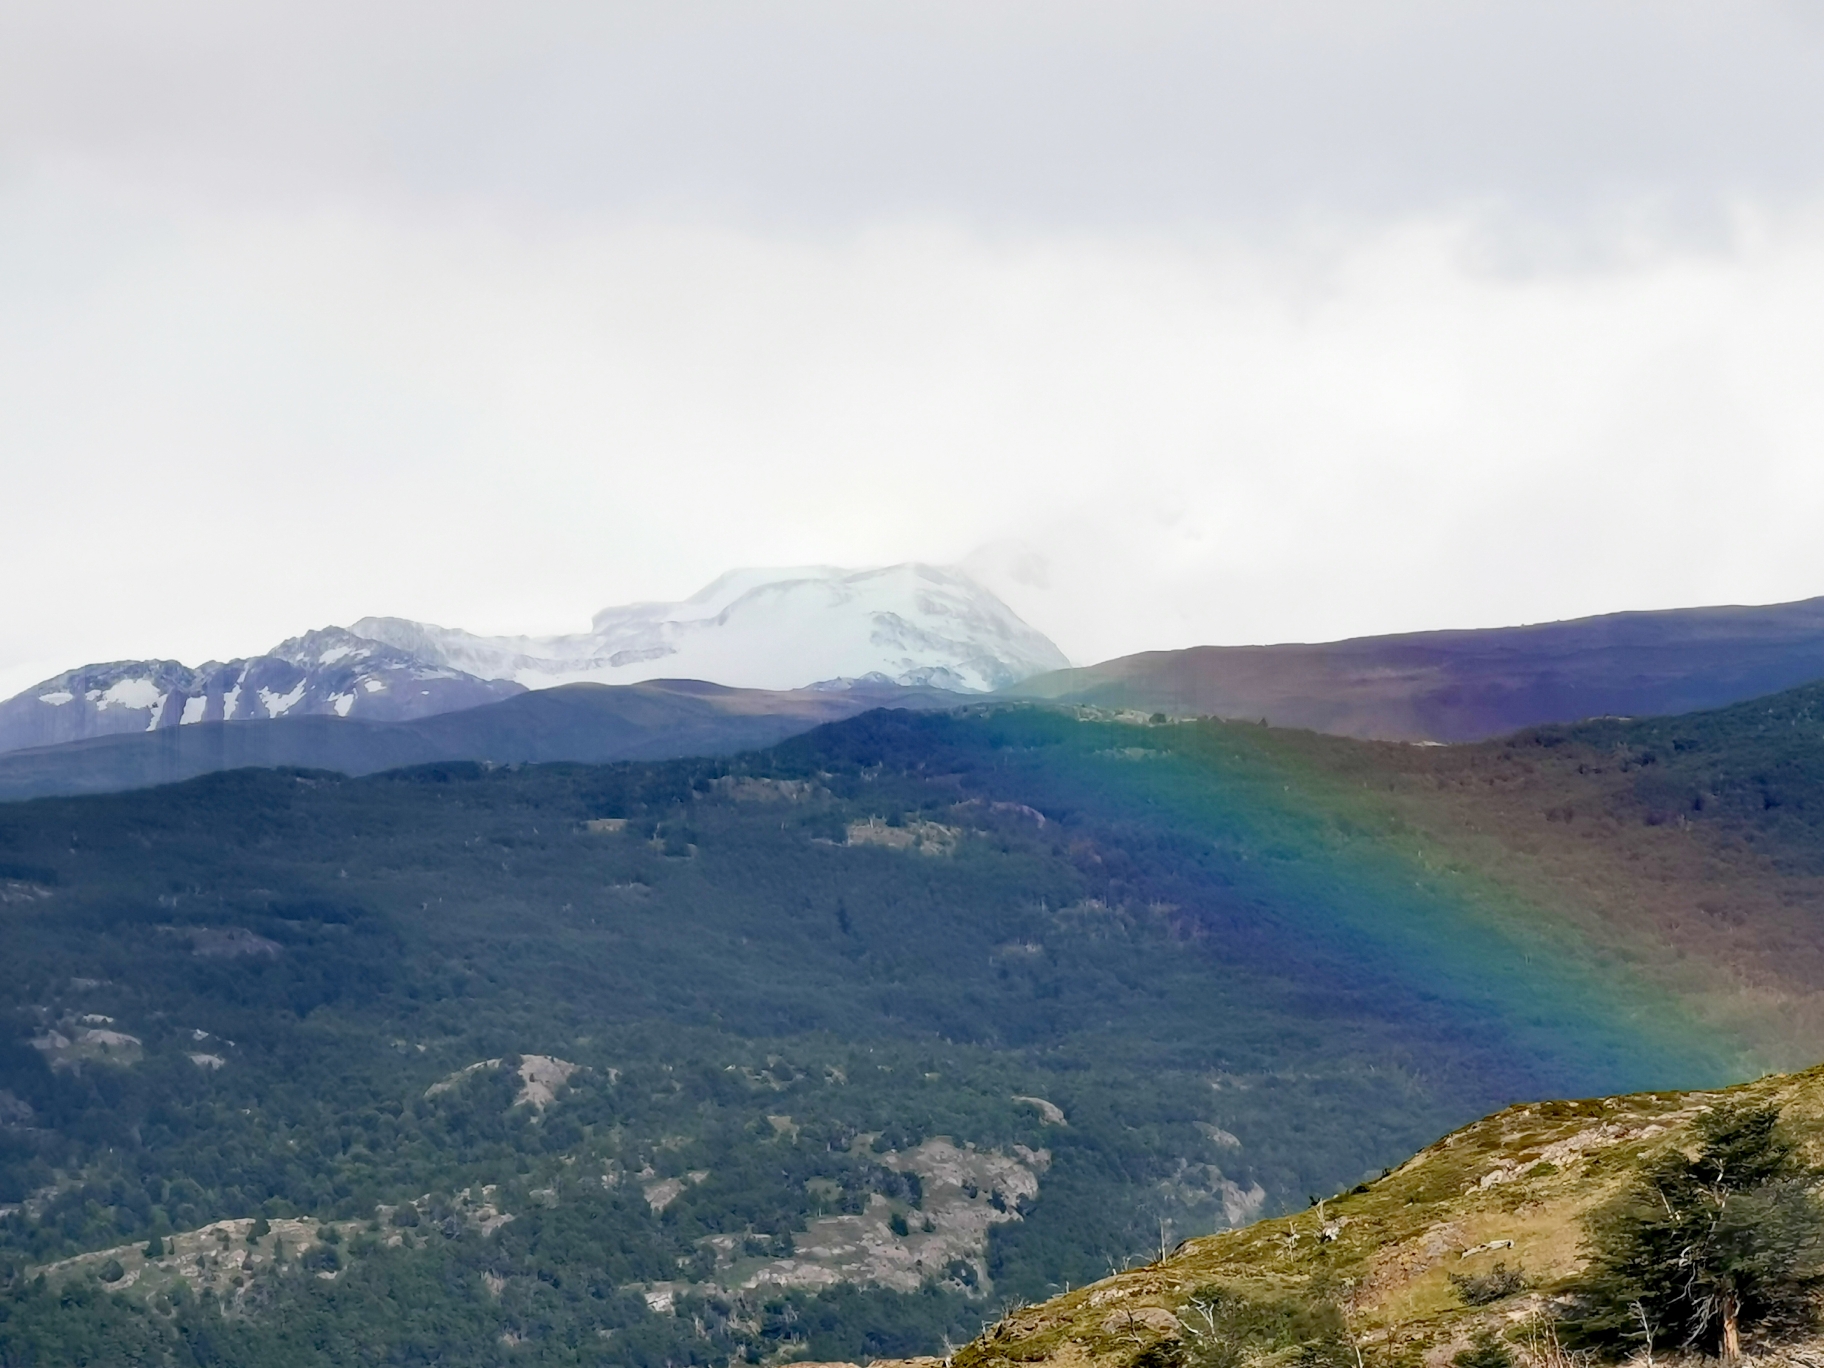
6,1 -> 1824,694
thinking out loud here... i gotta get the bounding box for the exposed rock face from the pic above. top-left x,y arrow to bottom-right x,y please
424,1055 -> 579,1110
734,1138 -> 1048,1295
30,1023 -> 143,1070
0,627 -> 521,754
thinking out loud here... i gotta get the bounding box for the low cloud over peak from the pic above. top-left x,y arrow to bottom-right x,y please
5,4 -> 1824,693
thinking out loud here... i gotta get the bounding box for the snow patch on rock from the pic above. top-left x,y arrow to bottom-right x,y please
0,629 -> 524,755
98,678 -> 162,710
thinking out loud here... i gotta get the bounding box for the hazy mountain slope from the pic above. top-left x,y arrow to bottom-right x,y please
0,679 -> 949,801
954,1065 -> 1824,1368
1118,682 -> 1824,1072
355,563 -> 1070,692
7,688 -> 1824,1360
0,627 -> 522,755
1009,595 -> 1824,741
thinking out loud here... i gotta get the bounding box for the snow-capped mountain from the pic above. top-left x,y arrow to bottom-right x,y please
353,563 -> 1070,694
0,628 -> 523,755
0,565 -> 1069,758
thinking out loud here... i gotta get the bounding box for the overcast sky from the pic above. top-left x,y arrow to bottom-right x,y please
6,1 -> 1824,692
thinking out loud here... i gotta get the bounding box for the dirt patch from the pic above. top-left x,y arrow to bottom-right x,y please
847,818 -> 962,856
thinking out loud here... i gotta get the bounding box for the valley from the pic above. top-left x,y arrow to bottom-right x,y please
15,7 -> 1821,1365
4,687 -> 1824,1362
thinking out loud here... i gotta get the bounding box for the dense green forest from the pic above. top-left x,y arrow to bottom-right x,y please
0,698 -> 1803,1365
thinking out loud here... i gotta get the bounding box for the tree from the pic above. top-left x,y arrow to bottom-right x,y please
1453,1328 -> 1515,1368
1571,1102 -> 1824,1360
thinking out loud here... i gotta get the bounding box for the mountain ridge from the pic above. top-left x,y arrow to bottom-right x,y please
1006,594 -> 1824,742
0,564 -> 1067,757
0,627 -> 522,755
354,563 -> 1070,693
0,679 -> 955,801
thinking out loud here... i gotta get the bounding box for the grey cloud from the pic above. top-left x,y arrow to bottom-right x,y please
7,1 -> 1824,690
5,2 -> 1824,234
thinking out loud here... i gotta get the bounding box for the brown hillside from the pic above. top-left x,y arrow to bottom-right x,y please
1009,598 -> 1824,742
952,1066 -> 1824,1368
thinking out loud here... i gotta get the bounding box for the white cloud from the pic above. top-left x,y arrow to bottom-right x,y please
4,4 -> 1824,693
5,167 -> 1824,692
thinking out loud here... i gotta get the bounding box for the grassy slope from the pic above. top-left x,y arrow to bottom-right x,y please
954,1065 -> 1824,1368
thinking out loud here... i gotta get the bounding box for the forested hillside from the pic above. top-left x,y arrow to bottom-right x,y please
4,691 -> 1823,1364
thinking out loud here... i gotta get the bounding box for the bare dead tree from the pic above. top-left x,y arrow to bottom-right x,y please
1628,1300 -> 1656,1368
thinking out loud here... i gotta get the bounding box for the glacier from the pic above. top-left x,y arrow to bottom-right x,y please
354,563 -> 1069,694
